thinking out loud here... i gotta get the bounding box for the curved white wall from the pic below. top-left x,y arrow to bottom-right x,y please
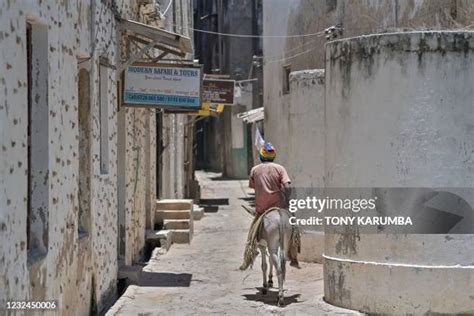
324,32 -> 474,314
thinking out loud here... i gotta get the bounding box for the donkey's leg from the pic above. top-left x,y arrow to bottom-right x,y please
269,250 -> 284,306
268,260 -> 273,288
259,245 -> 268,294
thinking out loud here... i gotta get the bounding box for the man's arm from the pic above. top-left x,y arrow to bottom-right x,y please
249,169 -> 255,189
282,182 -> 292,208
280,166 -> 291,208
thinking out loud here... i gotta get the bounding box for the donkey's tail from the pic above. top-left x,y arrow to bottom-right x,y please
277,208 -> 286,281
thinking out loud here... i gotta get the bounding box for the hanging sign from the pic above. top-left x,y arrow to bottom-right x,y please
123,63 -> 203,109
203,79 -> 235,105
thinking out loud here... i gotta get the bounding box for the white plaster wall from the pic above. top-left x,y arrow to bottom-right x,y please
161,113 -> 175,198
122,107 -> 148,265
263,0 -> 474,167
0,1 -> 109,314
147,113 -> 157,229
262,0 -> 292,168
288,69 -> 325,188
324,31 -> 474,314
287,70 -> 326,262
262,0 -> 474,282
89,2 -> 122,312
117,0 -> 161,269
0,0 -> 161,314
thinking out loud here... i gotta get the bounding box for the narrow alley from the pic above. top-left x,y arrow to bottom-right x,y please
107,172 -> 358,315
1,1 -> 473,315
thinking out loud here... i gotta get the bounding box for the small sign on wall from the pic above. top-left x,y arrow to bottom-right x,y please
203,79 -> 235,105
123,63 -> 203,109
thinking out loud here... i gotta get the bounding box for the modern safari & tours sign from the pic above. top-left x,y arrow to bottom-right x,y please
123,63 -> 203,109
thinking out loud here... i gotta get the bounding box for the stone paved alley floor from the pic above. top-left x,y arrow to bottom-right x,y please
107,172 -> 361,315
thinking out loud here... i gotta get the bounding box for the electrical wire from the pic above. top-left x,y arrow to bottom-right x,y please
262,21 -> 474,64
171,6 -> 474,39
163,20 -> 327,38
276,36 -> 321,55
264,41 -> 323,64
80,4 -> 474,67
261,35 -> 326,63
191,28 -> 326,38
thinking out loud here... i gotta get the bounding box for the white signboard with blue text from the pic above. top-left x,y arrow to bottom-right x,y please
123,63 -> 203,109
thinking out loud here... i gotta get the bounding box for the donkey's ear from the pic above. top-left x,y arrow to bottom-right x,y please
241,204 -> 257,217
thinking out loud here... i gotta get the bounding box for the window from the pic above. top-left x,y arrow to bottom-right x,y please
78,66 -> 91,235
99,63 -> 109,174
26,21 -> 49,257
282,64 -> 291,94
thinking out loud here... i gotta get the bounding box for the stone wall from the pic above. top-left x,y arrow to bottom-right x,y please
116,2 -> 160,268
0,1 -> 113,313
119,107 -> 156,265
324,31 -> 474,314
0,0 -> 165,314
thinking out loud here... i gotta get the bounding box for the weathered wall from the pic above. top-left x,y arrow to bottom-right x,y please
119,108 -> 156,265
263,0 -> 474,173
0,0 -> 161,314
288,70 -> 326,262
324,31 -> 474,314
288,70 -> 325,188
0,1 -> 115,314
116,3 -> 159,267
262,0 -> 474,270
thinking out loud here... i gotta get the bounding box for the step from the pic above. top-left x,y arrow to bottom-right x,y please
171,229 -> 192,244
156,210 -> 191,223
163,219 -> 190,230
193,204 -> 204,221
145,229 -> 172,251
156,199 -> 194,211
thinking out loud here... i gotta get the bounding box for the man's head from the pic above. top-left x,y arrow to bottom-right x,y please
259,142 -> 276,162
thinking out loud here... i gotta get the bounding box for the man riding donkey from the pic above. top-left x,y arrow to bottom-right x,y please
240,142 -> 301,273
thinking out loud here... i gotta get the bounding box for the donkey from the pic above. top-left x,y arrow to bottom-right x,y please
242,205 -> 293,307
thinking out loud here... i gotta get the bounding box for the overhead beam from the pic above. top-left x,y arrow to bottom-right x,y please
120,19 -> 193,54
129,40 -> 153,59
118,40 -> 156,72
153,51 -> 169,62
129,35 -> 186,58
